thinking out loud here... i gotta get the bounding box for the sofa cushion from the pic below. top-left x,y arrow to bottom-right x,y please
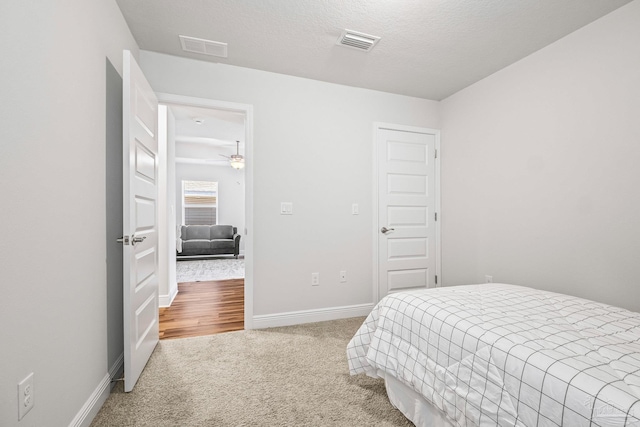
183,225 -> 211,240
210,239 -> 234,250
211,225 -> 234,239
182,239 -> 211,251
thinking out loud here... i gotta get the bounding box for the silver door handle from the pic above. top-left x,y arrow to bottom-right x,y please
380,227 -> 395,234
131,236 -> 146,246
118,235 -> 146,246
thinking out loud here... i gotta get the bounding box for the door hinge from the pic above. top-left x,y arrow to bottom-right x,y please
435,275 -> 438,285
435,149 -> 438,159
435,212 -> 438,221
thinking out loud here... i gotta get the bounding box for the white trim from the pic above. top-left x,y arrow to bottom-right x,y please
252,303 -> 374,329
157,93 -> 252,116
375,122 -> 440,135
68,374 -> 110,427
158,284 -> 179,307
372,122 -> 442,304
175,156 -> 228,166
372,124 -> 380,304
434,132 -> 441,287
157,105 -> 171,313
109,352 -> 124,381
174,135 -> 233,146
155,93 -> 254,329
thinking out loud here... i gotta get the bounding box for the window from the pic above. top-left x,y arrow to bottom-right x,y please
182,180 -> 218,225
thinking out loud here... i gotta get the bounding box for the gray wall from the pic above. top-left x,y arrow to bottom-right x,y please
441,1 -> 640,311
141,51 -> 441,316
105,59 -> 124,383
0,1 -> 138,425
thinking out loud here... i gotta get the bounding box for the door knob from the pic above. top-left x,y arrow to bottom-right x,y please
380,227 -> 395,234
117,236 -> 130,245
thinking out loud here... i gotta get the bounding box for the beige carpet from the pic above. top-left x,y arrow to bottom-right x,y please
91,317 -> 413,427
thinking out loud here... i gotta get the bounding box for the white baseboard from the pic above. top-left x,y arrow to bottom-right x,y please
108,353 -> 124,390
68,373 -> 110,427
159,284 -> 178,307
252,303 -> 374,329
69,353 -> 124,427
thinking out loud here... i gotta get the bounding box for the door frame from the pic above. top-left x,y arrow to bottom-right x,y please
371,122 -> 441,303
156,92 -> 255,329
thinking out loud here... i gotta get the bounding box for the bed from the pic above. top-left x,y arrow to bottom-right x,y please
347,284 -> 640,426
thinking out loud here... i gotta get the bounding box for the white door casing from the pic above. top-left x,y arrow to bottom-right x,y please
374,123 -> 440,301
155,92 -> 254,330
122,50 -> 160,392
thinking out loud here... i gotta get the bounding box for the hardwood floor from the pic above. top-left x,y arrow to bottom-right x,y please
159,279 -> 244,340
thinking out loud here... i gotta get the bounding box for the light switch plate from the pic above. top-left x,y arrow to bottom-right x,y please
352,203 -> 359,215
280,202 -> 293,215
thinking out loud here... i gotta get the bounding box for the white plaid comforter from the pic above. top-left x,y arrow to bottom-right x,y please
347,284 -> 640,426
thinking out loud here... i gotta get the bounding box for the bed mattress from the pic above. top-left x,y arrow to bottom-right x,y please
347,284 -> 640,426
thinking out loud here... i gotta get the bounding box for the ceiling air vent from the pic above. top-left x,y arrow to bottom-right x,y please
179,35 -> 228,58
336,29 -> 380,52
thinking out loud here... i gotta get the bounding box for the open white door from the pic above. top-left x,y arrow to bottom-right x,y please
376,125 -> 440,299
122,50 -> 159,392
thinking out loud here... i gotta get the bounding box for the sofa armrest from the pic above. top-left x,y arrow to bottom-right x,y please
177,225 -> 183,253
233,233 -> 241,258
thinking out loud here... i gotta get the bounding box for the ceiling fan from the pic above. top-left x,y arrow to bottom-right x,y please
219,140 -> 245,169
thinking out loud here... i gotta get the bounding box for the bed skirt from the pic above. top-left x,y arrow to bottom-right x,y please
383,373 -> 454,427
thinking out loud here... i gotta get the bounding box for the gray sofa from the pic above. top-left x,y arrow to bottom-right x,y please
178,225 -> 241,258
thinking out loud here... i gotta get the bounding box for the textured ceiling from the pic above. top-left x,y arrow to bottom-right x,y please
116,0 -> 632,100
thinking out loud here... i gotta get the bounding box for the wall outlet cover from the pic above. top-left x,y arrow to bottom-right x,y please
18,373 -> 34,420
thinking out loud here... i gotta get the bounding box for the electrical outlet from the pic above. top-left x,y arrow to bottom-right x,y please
311,272 -> 320,286
485,275 -> 493,283
340,270 -> 347,283
18,373 -> 34,420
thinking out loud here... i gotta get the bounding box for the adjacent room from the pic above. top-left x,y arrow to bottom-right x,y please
1,1 -> 639,426
160,103 -> 247,339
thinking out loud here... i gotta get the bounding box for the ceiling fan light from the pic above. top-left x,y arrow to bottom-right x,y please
230,155 -> 245,169
228,141 -> 245,169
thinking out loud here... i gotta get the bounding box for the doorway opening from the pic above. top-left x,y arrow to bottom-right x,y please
156,94 -> 253,339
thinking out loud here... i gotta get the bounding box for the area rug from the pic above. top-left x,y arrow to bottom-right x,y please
91,317 -> 412,427
176,258 -> 244,282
